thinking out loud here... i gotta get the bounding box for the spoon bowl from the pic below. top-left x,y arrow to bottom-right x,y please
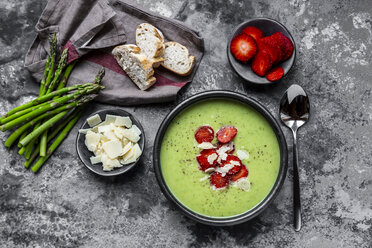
279,84 -> 310,231
280,85 -> 310,131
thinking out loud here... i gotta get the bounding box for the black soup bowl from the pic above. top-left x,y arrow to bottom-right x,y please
227,17 -> 296,85
153,91 -> 288,226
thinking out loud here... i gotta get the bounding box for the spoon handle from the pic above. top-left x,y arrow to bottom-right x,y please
292,130 -> 302,231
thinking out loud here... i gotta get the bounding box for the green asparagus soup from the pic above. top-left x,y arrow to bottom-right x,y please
160,99 -> 280,217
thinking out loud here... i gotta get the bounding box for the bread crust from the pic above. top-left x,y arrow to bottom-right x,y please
113,24 -> 196,91
136,23 -> 165,60
112,44 -> 157,90
161,42 -> 195,76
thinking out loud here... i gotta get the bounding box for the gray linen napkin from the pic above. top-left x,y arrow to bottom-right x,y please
25,0 -> 204,105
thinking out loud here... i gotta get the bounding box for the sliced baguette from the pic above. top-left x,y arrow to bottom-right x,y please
112,44 -> 156,90
161,42 -> 195,76
136,23 -> 165,67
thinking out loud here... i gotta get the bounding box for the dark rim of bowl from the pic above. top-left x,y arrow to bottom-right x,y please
227,17 -> 296,85
153,90 -> 288,226
76,108 -> 145,177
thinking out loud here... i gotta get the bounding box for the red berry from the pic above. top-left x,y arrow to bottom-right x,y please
210,172 -> 229,189
272,32 -> 294,61
229,165 -> 249,182
216,126 -> 238,144
230,33 -> 257,62
251,51 -> 272,77
242,26 -> 264,41
196,149 -> 218,171
194,126 -> 214,144
219,155 -> 242,175
258,37 -> 283,64
266,66 -> 284,82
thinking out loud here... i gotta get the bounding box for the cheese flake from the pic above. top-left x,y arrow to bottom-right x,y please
79,128 -> 90,134
98,125 -> 112,134
115,116 -> 132,128
130,125 -> 141,135
121,129 -> 140,143
204,167 -> 215,173
197,142 -> 215,149
83,114 -> 142,171
87,114 -> 102,127
216,145 -> 229,161
237,149 -> 249,161
90,156 -> 101,164
215,163 -> 234,176
105,114 -> 117,122
207,153 -> 218,165
120,142 -> 133,156
102,139 -> 122,159
85,131 -> 101,152
232,177 -> 250,191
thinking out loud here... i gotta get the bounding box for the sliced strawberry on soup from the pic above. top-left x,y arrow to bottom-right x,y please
266,66 -> 284,82
258,37 -> 283,64
251,51 -> 272,77
195,125 -> 214,144
216,126 -> 238,144
210,172 -> 229,189
242,26 -> 264,41
272,32 -> 294,61
229,164 -> 249,182
219,155 -> 242,175
217,142 -> 235,154
196,149 -> 218,171
230,33 -> 257,62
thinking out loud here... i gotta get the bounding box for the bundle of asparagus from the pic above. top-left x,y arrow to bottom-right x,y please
0,34 -> 105,173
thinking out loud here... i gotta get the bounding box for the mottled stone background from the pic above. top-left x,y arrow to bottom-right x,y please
0,0 -> 371,247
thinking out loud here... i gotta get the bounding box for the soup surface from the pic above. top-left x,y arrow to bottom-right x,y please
160,99 -> 280,217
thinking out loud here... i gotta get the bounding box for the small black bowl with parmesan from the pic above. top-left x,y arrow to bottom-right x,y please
76,109 -> 145,176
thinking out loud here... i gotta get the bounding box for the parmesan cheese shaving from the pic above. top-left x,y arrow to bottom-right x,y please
215,163 -> 234,177
197,142 -> 215,149
237,149 -> 249,161
83,114 -> 142,171
232,177 -> 250,191
207,153 -> 218,165
87,114 -> 102,127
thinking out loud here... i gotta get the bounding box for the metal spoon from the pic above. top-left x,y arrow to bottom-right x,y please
279,84 -> 310,231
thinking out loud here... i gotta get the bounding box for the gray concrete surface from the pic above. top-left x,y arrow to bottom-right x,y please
0,0 -> 371,247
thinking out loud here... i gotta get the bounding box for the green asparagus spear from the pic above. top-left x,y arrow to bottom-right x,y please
41,49 -> 69,156
39,59 -> 50,96
0,100 -> 51,125
40,33 -> 57,96
39,35 -> 55,95
94,68 -> 105,85
18,146 -> 26,155
46,48 -> 68,95
0,85 -> 102,131
19,93 -> 98,147
56,60 -> 77,91
20,111 -> 69,147
24,138 -> 37,159
0,93 -> 77,131
24,119 -> 44,159
24,144 -> 39,168
2,83 -> 91,118
24,108 -> 80,168
17,130 -> 29,148
4,95 -> 95,148
40,130 -> 48,156
31,110 -> 82,172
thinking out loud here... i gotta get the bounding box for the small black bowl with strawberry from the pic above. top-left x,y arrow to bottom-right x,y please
227,18 -> 296,84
